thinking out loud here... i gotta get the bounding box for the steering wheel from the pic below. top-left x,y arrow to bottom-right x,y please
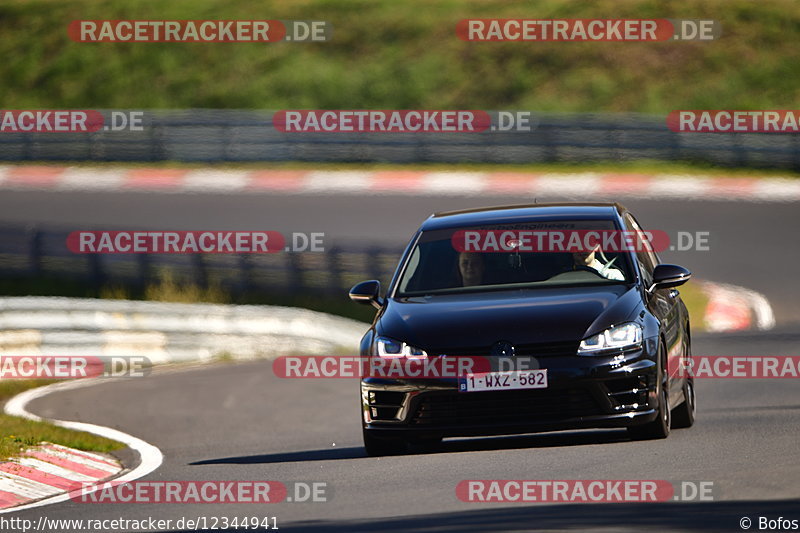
572,265 -> 602,276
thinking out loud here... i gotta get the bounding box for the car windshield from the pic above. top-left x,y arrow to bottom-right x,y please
396,219 -> 636,296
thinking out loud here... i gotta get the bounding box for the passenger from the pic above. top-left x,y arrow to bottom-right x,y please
572,245 -> 625,281
457,251 -> 485,286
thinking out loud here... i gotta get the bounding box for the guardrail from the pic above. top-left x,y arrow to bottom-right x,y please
0,225 -> 403,298
0,296 -> 367,363
1,110 -> 799,169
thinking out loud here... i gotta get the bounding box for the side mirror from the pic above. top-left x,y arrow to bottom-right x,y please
349,280 -> 384,309
649,264 -> 692,292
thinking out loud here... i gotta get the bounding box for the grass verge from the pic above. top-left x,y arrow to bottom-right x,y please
0,380 -> 124,462
1,1 -> 798,113
677,280 -> 710,331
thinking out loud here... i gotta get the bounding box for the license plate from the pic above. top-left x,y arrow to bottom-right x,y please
459,369 -> 548,392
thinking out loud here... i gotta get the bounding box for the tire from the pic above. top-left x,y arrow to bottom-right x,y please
671,376 -> 696,429
628,345 -> 671,440
363,429 -> 409,457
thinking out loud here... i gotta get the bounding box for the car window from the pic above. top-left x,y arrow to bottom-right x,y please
395,219 -> 634,296
624,214 -> 657,286
398,246 -> 420,293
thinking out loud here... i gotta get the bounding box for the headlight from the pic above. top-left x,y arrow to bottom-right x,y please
376,336 -> 428,358
578,323 -> 642,355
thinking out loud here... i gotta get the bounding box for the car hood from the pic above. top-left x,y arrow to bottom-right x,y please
379,285 -> 641,353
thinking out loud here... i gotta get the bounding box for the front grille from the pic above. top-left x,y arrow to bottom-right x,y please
410,387 -> 602,427
433,341 -> 579,358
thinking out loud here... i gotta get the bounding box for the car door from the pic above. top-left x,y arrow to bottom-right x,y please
625,214 -> 684,396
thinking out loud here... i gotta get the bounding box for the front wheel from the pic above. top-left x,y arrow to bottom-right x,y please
628,346 -> 670,440
671,377 -> 696,429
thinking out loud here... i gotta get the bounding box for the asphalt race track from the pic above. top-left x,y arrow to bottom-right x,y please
0,189 -> 798,323
12,331 -> 800,532
2,188 -> 800,531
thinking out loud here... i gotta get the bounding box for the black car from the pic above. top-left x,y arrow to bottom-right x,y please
350,203 -> 695,456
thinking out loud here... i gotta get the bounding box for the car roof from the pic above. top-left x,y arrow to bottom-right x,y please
421,203 -> 627,231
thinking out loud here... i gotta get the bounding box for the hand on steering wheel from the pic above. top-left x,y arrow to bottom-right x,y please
572,265 -> 599,274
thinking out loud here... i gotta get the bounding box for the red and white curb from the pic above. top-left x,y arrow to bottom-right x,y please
700,282 -> 776,333
1,166 -> 799,201
1,379 -> 163,513
0,443 -> 121,509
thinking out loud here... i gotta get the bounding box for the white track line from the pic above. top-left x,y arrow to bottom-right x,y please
1,378 -> 163,514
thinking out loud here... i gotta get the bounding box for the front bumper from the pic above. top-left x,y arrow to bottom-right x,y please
361,342 -> 659,439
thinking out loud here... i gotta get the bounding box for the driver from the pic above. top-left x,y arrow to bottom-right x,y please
457,251 -> 485,286
572,245 -> 625,281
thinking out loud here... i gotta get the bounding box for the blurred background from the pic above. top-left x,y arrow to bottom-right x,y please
0,0 -> 798,324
